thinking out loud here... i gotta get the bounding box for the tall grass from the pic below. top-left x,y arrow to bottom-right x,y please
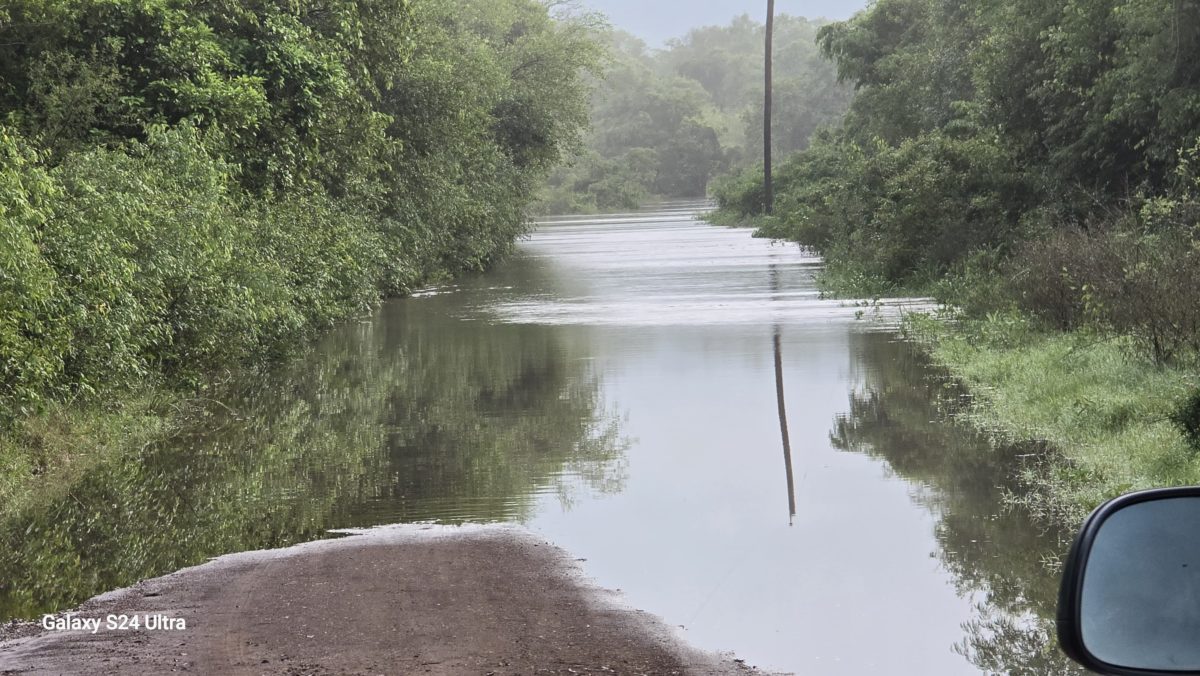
906,312 -> 1200,524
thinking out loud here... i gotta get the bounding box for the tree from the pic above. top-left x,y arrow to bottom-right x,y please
0,0 -> 605,420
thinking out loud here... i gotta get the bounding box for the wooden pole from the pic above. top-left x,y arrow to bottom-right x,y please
764,0 -> 775,215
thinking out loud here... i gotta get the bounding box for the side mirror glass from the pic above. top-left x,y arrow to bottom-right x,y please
1058,487 -> 1200,675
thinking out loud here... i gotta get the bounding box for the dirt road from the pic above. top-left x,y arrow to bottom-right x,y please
0,525 -> 755,675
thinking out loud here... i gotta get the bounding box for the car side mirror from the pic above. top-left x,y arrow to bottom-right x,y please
1058,487 -> 1200,675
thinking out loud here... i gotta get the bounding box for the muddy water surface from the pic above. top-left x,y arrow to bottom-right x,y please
0,204 -> 1082,674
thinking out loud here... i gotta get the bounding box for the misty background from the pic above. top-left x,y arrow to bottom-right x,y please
582,0 -> 870,46
540,5 -> 857,213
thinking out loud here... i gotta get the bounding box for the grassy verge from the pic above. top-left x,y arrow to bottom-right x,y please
904,311 -> 1200,525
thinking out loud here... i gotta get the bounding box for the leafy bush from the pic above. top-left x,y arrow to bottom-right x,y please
859,132 -> 1028,279
933,249 -> 1017,318
718,129 -> 1030,283
48,126 -> 271,386
1007,230 -> 1101,332
711,164 -> 766,218
1012,226 -> 1200,364
1173,388 -> 1200,452
0,129 -> 69,422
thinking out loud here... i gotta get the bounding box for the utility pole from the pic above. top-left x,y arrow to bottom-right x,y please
764,0 -> 775,215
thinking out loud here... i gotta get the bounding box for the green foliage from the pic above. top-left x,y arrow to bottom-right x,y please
47,126 -> 242,389
0,130 -> 68,420
0,0 -> 416,195
1006,142 -> 1200,364
929,249 -> 1015,319
1172,387 -> 1200,452
541,148 -> 656,213
853,131 -> 1029,280
906,312 -> 1200,524
0,123 -> 386,414
722,129 -> 1031,281
585,32 -> 724,199
710,163 -> 766,219
0,0 -> 603,425
711,0 -> 1200,365
1010,227 -> 1200,363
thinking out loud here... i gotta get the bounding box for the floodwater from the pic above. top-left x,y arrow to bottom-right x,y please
0,204 -> 1083,674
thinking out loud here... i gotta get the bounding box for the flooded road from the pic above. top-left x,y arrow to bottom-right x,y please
0,205 -> 1081,674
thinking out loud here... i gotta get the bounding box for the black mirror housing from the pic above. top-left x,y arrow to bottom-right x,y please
1059,486 -> 1200,675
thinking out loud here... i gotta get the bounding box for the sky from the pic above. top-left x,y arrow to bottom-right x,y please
581,0 -> 872,47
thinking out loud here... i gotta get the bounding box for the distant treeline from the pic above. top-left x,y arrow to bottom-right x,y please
716,0 -> 1200,365
0,0 -> 600,424
540,15 -> 853,213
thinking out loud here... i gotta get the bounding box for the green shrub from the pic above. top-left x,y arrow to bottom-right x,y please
2,123 -> 397,414
1011,226 -> 1200,364
250,194 -> 383,335
0,128 -> 70,423
1173,388 -> 1200,452
46,125 -> 275,386
933,249 -> 1016,318
711,164 -> 766,218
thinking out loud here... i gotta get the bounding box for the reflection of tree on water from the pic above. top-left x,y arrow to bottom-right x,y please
367,302 -> 629,520
0,298 -> 627,621
830,332 -> 1083,675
